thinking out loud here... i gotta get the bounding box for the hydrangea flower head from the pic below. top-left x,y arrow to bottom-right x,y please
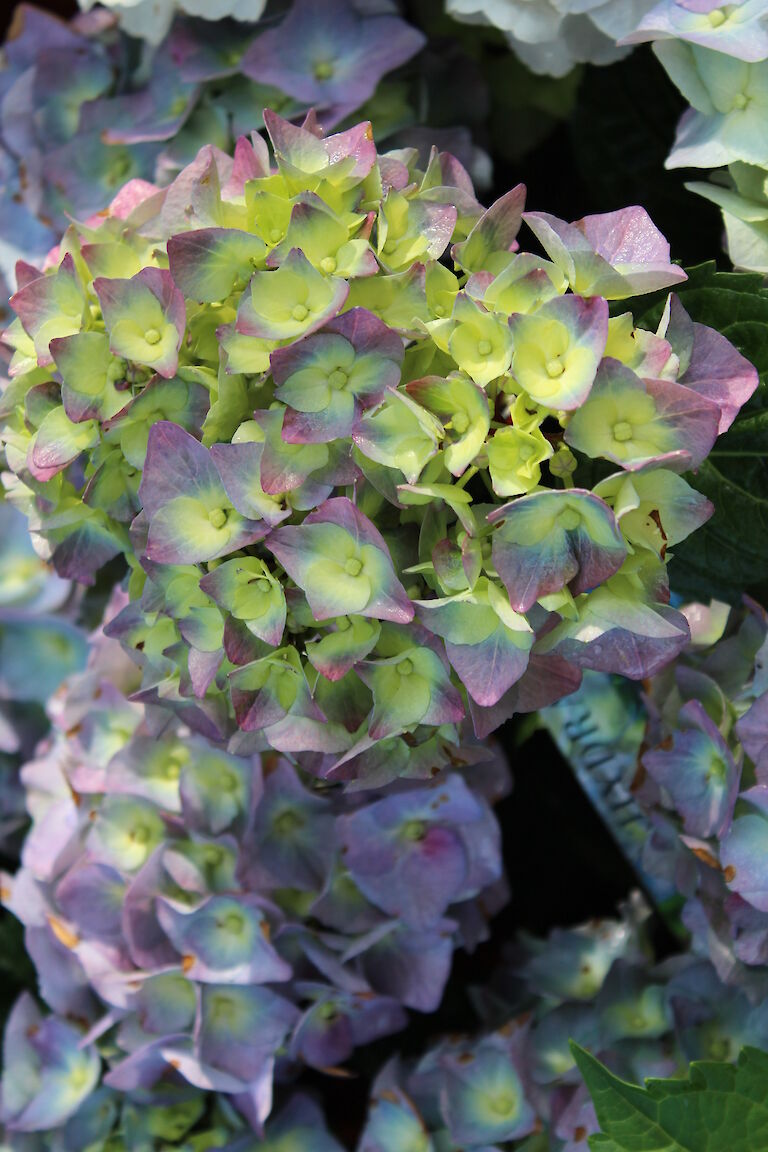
0,108 -> 753,766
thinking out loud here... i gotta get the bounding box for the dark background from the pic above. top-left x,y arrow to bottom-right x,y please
2,0 -> 76,31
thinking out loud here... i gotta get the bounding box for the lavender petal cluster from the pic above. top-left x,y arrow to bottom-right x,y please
0,608 -> 508,1133
0,0 -> 424,304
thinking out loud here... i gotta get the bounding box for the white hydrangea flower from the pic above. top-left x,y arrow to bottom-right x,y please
587,0 -> 660,39
624,0 -> 768,62
446,0 -> 563,41
658,42 -> 768,168
446,0 -> 656,76
78,0 -> 268,45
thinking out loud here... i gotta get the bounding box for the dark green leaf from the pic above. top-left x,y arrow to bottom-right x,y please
573,1043 -> 768,1152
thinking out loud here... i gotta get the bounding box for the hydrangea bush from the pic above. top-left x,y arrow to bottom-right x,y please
1,16 -> 767,1150
0,110 -> 756,772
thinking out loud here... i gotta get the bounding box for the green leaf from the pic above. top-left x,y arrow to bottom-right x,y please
635,262 -> 768,604
573,1043 -> 768,1152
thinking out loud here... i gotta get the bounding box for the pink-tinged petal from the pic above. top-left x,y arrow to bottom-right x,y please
680,316 -> 759,433
417,585 -> 533,707
261,712 -> 353,755
468,654 -> 583,738
580,206 -> 677,267
452,184 -> 527,272
263,107 -> 377,180
159,145 -> 231,233
50,517 -> 125,586
509,293 -> 608,410
139,422 -> 265,564
139,421 -> 220,518
107,178 -> 162,221
489,489 -> 626,614
167,227 -> 267,302
445,631 -> 531,707
210,441 -> 290,527
268,497 -> 414,624
223,134 -> 272,198
94,268 -> 186,379
29,407 -> 99,481
337,775 -> 484,929
524,207 -> 687,299
538,596 -> 691,680
564,357 -> 721,471
643,699 -> 740,839
637,378 -> 720,470
253,408 -> 348,496
281,404 -> 358,444
10,254 -> 86,365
